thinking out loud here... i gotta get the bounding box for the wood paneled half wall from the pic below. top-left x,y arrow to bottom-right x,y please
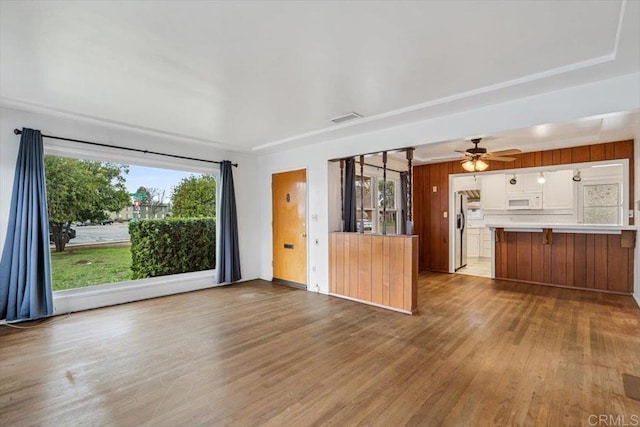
329,233 -> 418,314
494,229 -> 635,294
413,140 -> 634,273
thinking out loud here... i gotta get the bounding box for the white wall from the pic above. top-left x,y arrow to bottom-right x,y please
0,107 -> 261,283
257,73 -> 640,294
634,123 -> 640,307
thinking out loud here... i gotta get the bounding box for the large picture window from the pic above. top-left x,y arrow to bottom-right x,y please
44,154 -> 218,292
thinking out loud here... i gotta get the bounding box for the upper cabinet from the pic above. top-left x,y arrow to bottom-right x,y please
454,175 -> 481,191
505,173 -> 543,194
466,163 -> 620,213
542,170 -> 574,210
481,173 -> 506,210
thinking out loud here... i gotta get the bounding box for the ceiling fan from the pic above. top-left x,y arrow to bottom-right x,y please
456,138 -> 522,172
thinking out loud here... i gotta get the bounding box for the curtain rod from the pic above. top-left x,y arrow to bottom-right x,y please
13,129 -> 238,167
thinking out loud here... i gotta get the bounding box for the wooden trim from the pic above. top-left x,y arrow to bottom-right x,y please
328,293 -> 415,315
272,278 -> 307,290
621,230 -> 636,248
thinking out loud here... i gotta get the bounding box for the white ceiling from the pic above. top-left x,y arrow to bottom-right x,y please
406,110 -> 640,165
1,1 -> 638,153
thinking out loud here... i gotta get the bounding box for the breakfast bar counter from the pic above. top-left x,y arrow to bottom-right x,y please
486,224 -> 636,294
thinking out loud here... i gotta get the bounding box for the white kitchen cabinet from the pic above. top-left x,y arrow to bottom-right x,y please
505,172 -> 543,194
454,175 -> 481,191
467,227 -> 491,258
467,228 -> 480,258
543,170 -> 574,210
481,174 -> 506,210
480,227 -> 492,257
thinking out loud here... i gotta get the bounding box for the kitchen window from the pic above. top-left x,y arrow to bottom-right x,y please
581,182 -> 621,224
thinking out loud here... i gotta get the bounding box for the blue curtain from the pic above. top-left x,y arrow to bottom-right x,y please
343,158 -> 357,232
216,161 -> 241,283
0,128 -> 53,321
400,172 -> 408,235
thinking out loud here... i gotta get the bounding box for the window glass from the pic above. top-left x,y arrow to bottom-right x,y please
44,156 -> 217,291
378,179 -> 395,209
355,175 -> 373,209
353,174 -> 399,234
583,183 -> 619,224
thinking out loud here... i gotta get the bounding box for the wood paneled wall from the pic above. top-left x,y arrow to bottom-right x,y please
494,231 -> 634,294
413,140 -> 634,273
329,233 -> 418,314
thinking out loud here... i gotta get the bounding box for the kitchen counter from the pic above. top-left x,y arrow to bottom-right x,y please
486,223 -> 636,233
487,225 -> 635,294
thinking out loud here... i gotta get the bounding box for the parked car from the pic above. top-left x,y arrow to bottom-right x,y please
101,219 -> 114,225
49,226 -> 76,243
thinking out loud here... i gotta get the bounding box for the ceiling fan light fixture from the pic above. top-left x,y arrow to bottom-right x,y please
461,160 -> 475,172
475,159 -> 489,171
462,159 -> 489,172
537,172 -> 546,184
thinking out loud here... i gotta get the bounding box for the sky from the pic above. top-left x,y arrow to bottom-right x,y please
125,165 -> 199,202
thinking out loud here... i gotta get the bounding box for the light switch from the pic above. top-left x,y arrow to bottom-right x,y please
443,211 -> 448,218
432,186 -> 437,192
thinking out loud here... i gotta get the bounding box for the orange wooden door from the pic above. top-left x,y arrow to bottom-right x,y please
272,169 -> 307,285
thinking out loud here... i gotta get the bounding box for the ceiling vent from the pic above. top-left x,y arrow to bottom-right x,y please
331,112 -> 362,124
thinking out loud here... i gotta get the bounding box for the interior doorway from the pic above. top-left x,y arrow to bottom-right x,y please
272,169 -> 307,287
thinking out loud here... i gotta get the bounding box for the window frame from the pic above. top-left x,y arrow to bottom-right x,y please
577,177 -> 624,225
43,138 -> 221,313
355,170 -> 401,235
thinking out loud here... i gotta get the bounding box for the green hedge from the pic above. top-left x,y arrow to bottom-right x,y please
129,218 -> 216,279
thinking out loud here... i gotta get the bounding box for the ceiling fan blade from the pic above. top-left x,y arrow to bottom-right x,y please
486,156 -> 517,162
454,149 -> 468,154
489,149 -> 522,156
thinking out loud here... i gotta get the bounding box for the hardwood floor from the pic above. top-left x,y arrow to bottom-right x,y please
1,273 -> 639,426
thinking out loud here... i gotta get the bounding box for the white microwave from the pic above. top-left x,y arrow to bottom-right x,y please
506,193 -> 543,210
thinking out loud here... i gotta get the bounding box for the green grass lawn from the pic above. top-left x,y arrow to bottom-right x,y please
51,245 -> 133,291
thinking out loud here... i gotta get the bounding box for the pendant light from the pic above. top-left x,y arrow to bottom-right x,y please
537,172 -> 546,184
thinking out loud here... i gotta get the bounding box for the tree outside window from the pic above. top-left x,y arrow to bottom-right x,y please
353,174 -> 399,234
377,179 -> 397,233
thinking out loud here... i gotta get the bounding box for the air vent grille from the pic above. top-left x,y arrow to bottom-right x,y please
331,112 -> 362,124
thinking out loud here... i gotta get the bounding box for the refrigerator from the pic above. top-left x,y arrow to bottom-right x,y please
454,192 -> 468,271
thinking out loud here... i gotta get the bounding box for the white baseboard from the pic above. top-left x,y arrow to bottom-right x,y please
53,270 -> 238,314
634,292 -> 640,308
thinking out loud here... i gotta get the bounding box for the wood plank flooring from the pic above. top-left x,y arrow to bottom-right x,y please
1,273 -> 639,426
